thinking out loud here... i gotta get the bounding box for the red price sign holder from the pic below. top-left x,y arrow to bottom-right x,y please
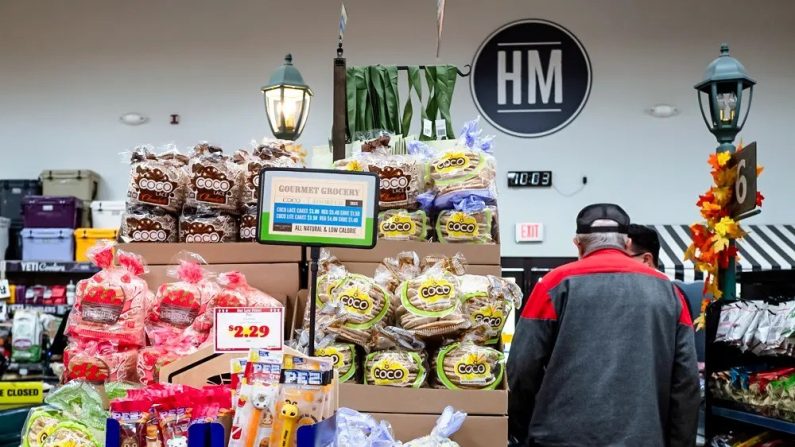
213,307 -> 284,353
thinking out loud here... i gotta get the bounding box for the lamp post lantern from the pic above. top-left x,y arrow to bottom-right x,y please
695,44 -> 756,300
695,44 -> 756,154
262,54 -> 313,141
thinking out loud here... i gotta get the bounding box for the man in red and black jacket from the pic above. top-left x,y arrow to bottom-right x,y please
507,204 -> 699,447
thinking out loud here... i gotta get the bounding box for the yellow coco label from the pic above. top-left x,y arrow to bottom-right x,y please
316,346 -> 344,369
338,287 -> 373,316
380,214 -> 416,237
418,278 -> 455,304
446,212 -> 479,238
371,357 -> 410,385
454,353 -> 492,385
473,305 -> 505,329
434,152 -> 471,174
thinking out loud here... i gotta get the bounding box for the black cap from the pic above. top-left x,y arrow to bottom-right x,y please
576,203 -> 630,234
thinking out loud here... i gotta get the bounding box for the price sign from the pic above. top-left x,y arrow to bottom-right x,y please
214,307 -> 284,353
730,142 -> 758,218
257,168 -> 379,248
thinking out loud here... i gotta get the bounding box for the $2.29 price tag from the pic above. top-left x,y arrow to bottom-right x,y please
214,307 -> 283,353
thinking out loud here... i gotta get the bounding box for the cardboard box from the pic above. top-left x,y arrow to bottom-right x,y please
119,242 -> 302,265
339,383 -> 507,416
143,263 -> 300,299
315,241 -> 500,265
372,413 -> 508,446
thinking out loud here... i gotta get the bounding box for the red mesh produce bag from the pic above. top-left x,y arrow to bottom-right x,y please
146,256 -> 220,347
66,243 -> 153,347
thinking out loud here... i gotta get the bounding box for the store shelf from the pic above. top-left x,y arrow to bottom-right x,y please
0,260 -> 98,274
712,406 -> 795,435
7,303 -> 71,315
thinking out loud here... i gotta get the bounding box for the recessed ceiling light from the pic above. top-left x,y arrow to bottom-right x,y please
646,104 -> 679,118
120,113 -> 148,125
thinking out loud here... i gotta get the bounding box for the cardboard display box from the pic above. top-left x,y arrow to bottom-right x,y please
373,413 -> 508,446
118,242 -> 302,265
339,383 -> 507,416
314,240 -> 500,265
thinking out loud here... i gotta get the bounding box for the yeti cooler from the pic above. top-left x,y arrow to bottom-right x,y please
40,170 -> 99,201
21,228 -> 74,261
22,196 -> 83,228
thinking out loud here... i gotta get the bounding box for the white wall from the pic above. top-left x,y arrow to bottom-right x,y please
2,0 -> 794,258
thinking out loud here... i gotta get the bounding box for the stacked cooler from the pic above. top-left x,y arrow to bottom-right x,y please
0,179 -> 42,260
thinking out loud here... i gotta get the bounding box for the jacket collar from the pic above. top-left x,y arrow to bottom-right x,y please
582,247 -> 630,259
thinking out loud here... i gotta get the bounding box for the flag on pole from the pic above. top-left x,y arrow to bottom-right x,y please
436,0 -> 446,57
339,3 -> 348,42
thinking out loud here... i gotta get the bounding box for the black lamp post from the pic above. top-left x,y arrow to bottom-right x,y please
262,54 -> 313,140
694,44 -> 756,154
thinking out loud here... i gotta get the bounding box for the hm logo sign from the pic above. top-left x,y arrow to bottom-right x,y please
471,19 -> 592,138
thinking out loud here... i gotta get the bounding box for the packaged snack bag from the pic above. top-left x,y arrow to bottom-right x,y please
396,262 -> 469,339
44,381 -> 107,444
374,251 -> 423,295
22,408 -> 63,447
12,309 -> 42,363
436,197 -> 497,244
234,143 -> 302,206
41,421 -> 101,447
238,204 -> 258,242
137,344 -> 195,385
146,256 -> 219,347
428,118 -> 497,209
432,339 -> 504,390
110,398 -> 151,447
378,209 -> 429,241
66,244 -> 152,347
189,272 -> 282,345
179,209 -> 238,243
121,205 -> 179,243
364,327 -> 427,388
127,146 -> 188,214
461,275 -> 521,345
186,143 -> 244,212
324,274 -> 392,348
64,340 -> 139,383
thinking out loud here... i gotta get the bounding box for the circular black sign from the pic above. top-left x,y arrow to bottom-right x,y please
471,19 -> 592,138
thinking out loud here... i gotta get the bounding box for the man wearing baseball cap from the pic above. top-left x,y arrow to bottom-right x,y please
507,204 -> 699,447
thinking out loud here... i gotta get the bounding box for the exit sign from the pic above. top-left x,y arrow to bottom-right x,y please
516,223 -> 544,242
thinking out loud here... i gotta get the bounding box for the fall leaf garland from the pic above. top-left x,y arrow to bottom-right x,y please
685,142 -> 764,328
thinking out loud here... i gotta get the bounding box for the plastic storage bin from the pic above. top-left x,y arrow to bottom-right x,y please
0,179 -> 41,224
22,196 -> 83,228
90,201 -> 124,229
40,170 -> 99,201
21,228 -> 74,261
0,217 -> 8,261
74,228 -> 118,262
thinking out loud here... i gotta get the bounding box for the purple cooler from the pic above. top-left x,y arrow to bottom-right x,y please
22,196 -> 83,228
21,228 -> 74,261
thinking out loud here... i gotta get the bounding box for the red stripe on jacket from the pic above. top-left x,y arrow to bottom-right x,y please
521,249 -> 692,326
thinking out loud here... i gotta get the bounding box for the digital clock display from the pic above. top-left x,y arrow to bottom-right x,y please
507,171 -> 553,187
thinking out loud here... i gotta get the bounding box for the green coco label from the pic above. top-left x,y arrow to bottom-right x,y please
434,152 -> 471,174
380,214 -> 415,237
370,357 -> 410,385
338,287 -> 373,316
446,212 -> 479,238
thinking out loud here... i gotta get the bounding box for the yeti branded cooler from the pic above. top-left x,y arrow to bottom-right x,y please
22,196 -> 83,228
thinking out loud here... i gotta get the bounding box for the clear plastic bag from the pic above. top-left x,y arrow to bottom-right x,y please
432,337 -> 505,390
435,197 -> 497,244
179,207 -> 238,243
66,243 -> 152,347
461,275 -> 521,345
64,340 -> 139,383
396,263 -> 469,339
364,327 -> 427,388
185,143 -> 244,212
126,145 -> 189,214
323,274 -> 393,348
335,407 -> 397,447
120,204 -> 179,243
403,406 -> 466,447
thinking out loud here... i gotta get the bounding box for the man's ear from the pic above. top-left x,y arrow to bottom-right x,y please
573,237 -> 584,258
625,237 -> 633,252
643,253 -> 656,268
